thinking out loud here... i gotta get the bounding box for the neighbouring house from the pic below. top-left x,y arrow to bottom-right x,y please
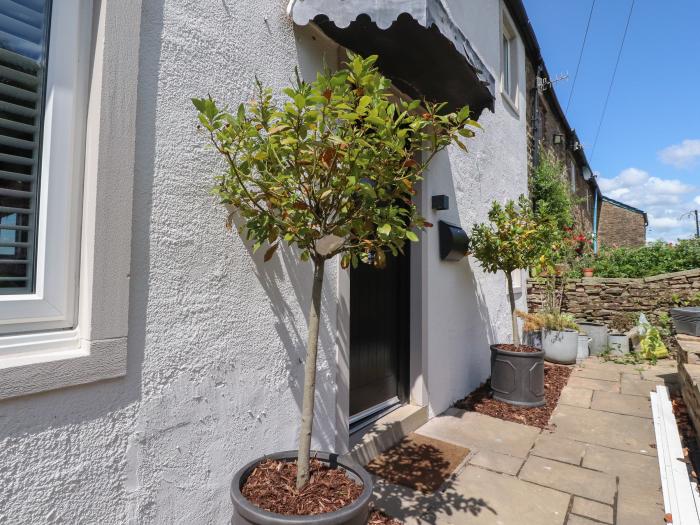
0,1 -> 533,523
506,0 -> 602,242
598,196 -> 649,248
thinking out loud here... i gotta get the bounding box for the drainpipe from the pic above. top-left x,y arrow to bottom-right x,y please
593,188 -> 599,254
531,64 -> 544,167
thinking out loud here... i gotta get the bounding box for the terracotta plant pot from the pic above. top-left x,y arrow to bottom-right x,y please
582,268 -> 594,278
230,451 -> 373,525
490,344 -> 545,407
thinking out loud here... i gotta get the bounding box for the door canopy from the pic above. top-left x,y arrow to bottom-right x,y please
287,0 -> 496,118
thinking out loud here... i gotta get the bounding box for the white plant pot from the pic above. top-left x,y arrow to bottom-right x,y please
577,335 -> 591,364
541,329 -> 579,364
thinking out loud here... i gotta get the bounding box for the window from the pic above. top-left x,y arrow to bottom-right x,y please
0,0 -> 89,334
501,14 -> 518,104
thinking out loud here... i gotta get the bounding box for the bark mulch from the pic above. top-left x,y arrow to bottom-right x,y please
365,433 -> 470,493
455,363 -> 572,429
494,343 -> 541,353
241,458 -> 361,516
368,509 -> 402,524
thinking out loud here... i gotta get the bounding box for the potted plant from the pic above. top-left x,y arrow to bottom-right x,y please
194,53 -> 477,524
471,196 -> 553,407
539,312 -> 580,364
582,267 -> 594,278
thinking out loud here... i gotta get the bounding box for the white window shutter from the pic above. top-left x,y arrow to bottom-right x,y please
0,0 -> 50,294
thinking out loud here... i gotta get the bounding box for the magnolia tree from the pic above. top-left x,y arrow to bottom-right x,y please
470,196 -> 552,346
193,53 -> 478,488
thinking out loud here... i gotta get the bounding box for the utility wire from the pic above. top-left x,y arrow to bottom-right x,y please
565,0 -> 596,115
590,0 -> 635,161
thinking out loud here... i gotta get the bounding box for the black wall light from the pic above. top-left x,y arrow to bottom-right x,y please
432,195 -> 449,211
438,220 -> 470,261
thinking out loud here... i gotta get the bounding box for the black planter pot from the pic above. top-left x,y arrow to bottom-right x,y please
230,451 -> 373,525
490,344 -> 545,407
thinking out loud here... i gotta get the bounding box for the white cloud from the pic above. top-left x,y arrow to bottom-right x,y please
659,139 -> 700,168
597,167 -> 697,242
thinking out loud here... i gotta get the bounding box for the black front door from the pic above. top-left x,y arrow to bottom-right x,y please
349,250 -> 410,419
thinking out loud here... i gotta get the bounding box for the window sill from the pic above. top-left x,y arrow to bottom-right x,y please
0,329 -> 127,399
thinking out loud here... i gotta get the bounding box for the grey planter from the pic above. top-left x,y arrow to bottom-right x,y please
670,307 -> 700,336
577,322 -> 609,356
541,329 -> 578,364
231,451 -> 373,525
608,333 -> 630,356
524,330 -> 543,350
490,344 -> 545,407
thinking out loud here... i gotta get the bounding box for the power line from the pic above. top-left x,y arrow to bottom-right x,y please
565,0 -> 596,115
590,0 -> 635,162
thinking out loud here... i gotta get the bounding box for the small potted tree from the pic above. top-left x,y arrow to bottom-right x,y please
470,196 -> 552,407
194,53 -> 477,524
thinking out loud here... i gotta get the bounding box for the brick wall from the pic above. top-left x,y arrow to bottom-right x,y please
527,269 -> 700,327
597,200 -> 646,248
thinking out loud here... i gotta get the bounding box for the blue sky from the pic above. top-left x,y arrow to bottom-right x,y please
522,0 -> 700,242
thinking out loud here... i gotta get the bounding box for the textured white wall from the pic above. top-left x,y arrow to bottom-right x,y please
420,0 -> 529,416
0,1 -> 528,523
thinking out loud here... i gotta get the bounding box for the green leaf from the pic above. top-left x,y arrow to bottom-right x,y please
406,231 -> 419,242
378,224 -> 392,236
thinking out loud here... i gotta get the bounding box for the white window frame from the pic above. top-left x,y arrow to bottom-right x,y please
0,0 -> 91,335
501,9 -> 519,110
0,0 -> 141,399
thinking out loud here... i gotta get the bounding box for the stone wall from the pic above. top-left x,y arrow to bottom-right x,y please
598,199 -> 647,248
527,268 -> 700,327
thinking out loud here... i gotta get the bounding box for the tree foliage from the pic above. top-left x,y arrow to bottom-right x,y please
193,53 -> 479,268
471,196 -> 553,345
530,148 -> 573,232
193,52 -> 478,488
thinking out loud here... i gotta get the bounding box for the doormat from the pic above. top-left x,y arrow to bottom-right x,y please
365,433 -> 469,493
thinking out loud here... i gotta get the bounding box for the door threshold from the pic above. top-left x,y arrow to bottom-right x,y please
349,397 -> 401,434
344,404 -> 429,466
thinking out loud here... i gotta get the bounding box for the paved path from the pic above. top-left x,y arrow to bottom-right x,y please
372,357 -> 679,524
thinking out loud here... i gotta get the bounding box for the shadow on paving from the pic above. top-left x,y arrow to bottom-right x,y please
369,438 -> 496,523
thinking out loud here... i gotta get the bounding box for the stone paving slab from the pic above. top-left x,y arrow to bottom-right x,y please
557,386 -> 593,408
582,443 -> 662,491
620,377 -> 662,398
567,376 -> 620,393
566,515 -> 603,525
570,366 -> 621,382
550,404 -> 656,456
616,481 -> 665,525
590,390 -> 652,418
468,449 -> 524,476
571,497 -> 613,524
415,408 -> 540,459
433,466 -> 569,525
530,434 -> 587,465
518,455 -> 617,504
640,368 -> 679,384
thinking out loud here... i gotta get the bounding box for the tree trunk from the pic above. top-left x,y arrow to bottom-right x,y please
506,271 -> 520,347
296,258 -> 325,489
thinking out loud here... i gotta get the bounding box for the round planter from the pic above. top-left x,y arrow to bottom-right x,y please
582,268 -> 594,278
577,335 -> 591,365
608,333 -> 630,356
490,344 -> 545,407
541,329 -> 579,364
231,451 -> 373,525
577,322 -> 609,356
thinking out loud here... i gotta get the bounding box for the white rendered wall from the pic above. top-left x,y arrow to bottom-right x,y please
419,0 -> 529,416
0,0 -> 529,523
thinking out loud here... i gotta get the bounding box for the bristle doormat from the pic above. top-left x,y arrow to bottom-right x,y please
365,433 -> 469,493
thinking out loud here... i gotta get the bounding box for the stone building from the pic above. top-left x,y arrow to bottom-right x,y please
598,196 -> 648,248
505,0 -> 601,240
